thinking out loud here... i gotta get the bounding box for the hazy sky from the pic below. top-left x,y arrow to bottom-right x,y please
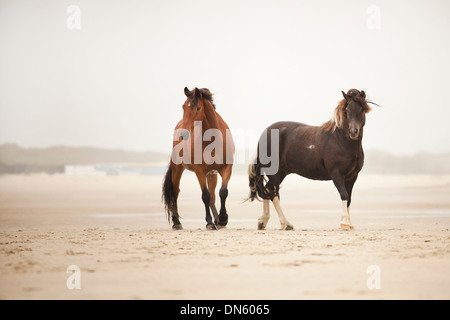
0,0 -> 449,155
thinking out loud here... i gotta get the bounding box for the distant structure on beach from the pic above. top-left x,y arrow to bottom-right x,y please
64,164 -> 167,176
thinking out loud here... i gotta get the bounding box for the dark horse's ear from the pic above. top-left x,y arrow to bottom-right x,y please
360,90 -> 366,99
194,88 -> 202,99
341,90 -> 350,101
184,87 -> 190,97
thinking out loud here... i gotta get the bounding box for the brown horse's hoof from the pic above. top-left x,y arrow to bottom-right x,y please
206,224 -> 217,230
172,224 -> 183,231
218,214 -> 228,227
257,222 -> 265,230
340,224 -> 354,231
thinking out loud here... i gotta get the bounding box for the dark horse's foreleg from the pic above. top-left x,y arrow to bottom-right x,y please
218,165 -> 232,228
345,175 -> 357,208
344,175 -> 357,229
206,173 -> 220,225
331,171 -> 354,230
195,170 -> 217,230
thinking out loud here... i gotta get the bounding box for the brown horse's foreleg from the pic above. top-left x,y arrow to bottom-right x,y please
218,165 -> 232,227
207,173 -> 219,225
195,170 -> 217,230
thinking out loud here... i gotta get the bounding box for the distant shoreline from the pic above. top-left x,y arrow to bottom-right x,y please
1,144 -> 450,175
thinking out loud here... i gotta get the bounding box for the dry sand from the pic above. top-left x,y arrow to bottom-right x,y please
0,173 -> 449,299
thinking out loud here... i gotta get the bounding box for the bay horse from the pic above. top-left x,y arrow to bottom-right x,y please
248,89 -> 374,230
162,87 -> 234,230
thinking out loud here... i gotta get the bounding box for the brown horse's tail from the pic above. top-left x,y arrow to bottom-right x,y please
247,156 -> 271,201
162,164 -> 176,221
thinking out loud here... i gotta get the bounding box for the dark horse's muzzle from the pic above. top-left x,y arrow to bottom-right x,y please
349,127 -> 359,140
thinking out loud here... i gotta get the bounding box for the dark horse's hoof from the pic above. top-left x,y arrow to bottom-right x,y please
257,222 -> 265,230
285,225 -> 294,231
172,224 -> 183,231
206,224 -> 218,230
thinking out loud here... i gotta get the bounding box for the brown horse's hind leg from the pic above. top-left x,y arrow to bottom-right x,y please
207,173 -> 220,225
170,164 -> 184,230
218,165 -> 232,228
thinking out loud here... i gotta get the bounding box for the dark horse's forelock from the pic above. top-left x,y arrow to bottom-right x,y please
347,89 -> 372,112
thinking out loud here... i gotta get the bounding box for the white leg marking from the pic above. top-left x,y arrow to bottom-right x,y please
340,200 -> 354,230
273,196 -> 294,230
257,200 -> 270,230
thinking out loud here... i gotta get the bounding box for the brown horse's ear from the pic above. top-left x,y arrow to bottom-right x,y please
184,87 -> 190,97
194,88 -> 202,99
341,90 -> 349,101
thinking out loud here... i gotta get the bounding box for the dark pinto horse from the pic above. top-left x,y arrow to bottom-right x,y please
248,89 -> 374,230
163,87 -> 234,230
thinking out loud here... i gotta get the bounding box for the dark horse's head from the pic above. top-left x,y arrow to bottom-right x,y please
182,87 -> 215,130
323,89 -> 372,140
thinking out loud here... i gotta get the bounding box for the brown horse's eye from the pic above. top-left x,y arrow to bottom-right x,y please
197,107 -> 200,111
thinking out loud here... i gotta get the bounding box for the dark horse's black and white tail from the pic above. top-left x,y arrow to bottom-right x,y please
162,164 -> 176,221
248,156 -> 275,201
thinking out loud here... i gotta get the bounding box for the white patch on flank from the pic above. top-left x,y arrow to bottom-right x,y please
307,145 -> 316,149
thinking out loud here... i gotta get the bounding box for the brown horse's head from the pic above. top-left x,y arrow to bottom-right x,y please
341,89 -> 372,140
182,87 -> 215,130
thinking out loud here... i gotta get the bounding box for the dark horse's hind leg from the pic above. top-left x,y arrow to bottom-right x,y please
195,170 -> 217,230
218,165 -> 232,228
267,172 -> 293,230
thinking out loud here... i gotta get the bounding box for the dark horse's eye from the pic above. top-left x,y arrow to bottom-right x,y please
197,107 -> 200,111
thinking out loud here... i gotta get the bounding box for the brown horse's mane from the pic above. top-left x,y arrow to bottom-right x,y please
198,88 -> 215,109
322,90 -> 372,132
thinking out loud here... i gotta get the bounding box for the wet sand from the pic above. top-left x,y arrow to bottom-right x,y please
0,173 -> 449,299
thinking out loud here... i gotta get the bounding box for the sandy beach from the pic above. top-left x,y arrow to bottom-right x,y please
0,173 -> 449,299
